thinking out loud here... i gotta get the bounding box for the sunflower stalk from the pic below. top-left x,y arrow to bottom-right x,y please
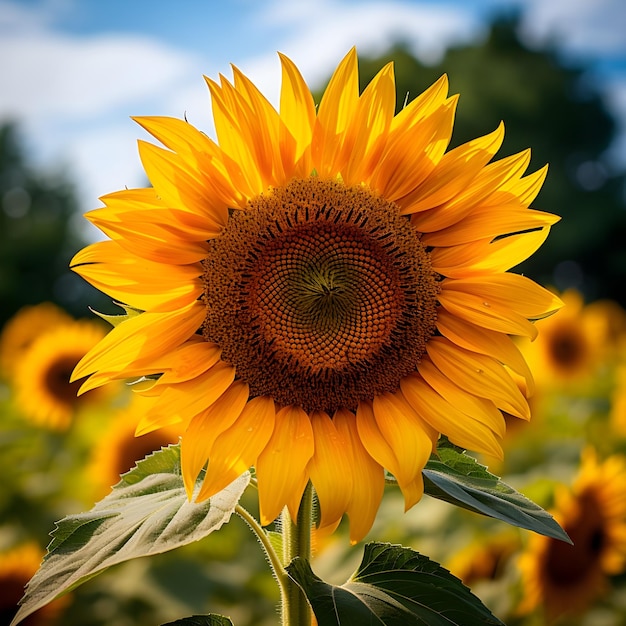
234,503 -> 290,596
281,482 -> 313,626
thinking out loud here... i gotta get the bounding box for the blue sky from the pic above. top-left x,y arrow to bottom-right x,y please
1,0 -> 625,233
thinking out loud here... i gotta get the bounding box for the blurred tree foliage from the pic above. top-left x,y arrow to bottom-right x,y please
0,122 -> 109,326
330,16 -> 626,304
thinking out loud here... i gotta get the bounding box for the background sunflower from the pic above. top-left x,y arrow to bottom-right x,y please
518,449 -> 626,622
13,319 -> 122,430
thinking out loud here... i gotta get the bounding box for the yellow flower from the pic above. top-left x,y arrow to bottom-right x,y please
0,543 -> 68,624
517,289 -> 610,386
610,364 -> 626,437
448,532 -> 520,587
0,303 -> 72,380
70,49 -> 561,543
88,398 -> 180,498
518,449 -> 626,620
14,319 -> 117,430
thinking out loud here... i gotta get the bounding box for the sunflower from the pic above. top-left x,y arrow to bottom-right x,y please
448,532 -> 520,587
518,448 -> 626,620
585,297 -> 626,351
71,49 -> 561,543
610,365 -> 626,438
89,398 -> 180,498
517,289 -> 608,387
14,319 -> 117,430
0,303 -> 72,380
0,543 -> 67,625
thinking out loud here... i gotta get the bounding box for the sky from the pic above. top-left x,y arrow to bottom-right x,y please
1,0 -> 626,237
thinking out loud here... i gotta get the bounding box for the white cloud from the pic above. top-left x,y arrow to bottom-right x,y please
242,0 -> 482,95
263,0 -> 482,64
0,33 -> 198,120
0,0 -> 203,217
0,0 -> 68,32
520,0 -> 626,57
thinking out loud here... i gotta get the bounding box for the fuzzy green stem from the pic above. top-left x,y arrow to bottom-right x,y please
281,482 -> 314,626
235,504 -> 290,601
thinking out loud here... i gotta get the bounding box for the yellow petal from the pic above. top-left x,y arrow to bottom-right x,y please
279,52 -> 315,170
443,274 -> 563,320
400,373 -> 503,458
87,337 -> 218,390
426,337 -> 529,419
256,405 -> 314,525
142,361 -> 236,435
84,191 -> 215,264
357,400 -> 427,511
232,65 -> 290,186
372,98 -> 456,202
179,381 -> 250,497
396,474 -> 426,512
133,116 -> 242,210
417,358 -> 506,436
342,62 -> 395,185
438,284 -> 539,339
73,301 -> 205,389
197,395 -> 275,500
401,123 -> 504,213
72,240 -> 202,313
312,47 -> 359,176
308,411 -> 353,529
137,141 -> 228,226
390,74 -> 450,132
515,163 -> 549,205
206,75 -> 265,198
410,148 -> 532,230
151,341 -> 222,384
371,392 -> 435,487
334,409 -> 384,544
436,309 -> 534,395
133,115 -> 219,160
356,400 -> 398,474
430,228 -> 551,278
422,205 -> 559,247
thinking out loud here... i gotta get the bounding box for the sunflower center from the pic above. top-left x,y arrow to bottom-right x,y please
544,492 -> 606,586
202,177 -> 439,413
44,356 -> 84,406
550,325 -> 587,372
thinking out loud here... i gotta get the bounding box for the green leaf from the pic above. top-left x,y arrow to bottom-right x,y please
90,301 -> 143,327
161,615 -> 234,626
287,542 -> 504,625
11,444 -> 249,626
422,443 -> 570,543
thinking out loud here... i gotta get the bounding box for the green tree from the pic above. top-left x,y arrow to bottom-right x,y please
0,121 -> 108,326
335,16 -> 626,304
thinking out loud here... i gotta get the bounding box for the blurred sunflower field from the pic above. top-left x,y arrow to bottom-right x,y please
2,16 -> 626,626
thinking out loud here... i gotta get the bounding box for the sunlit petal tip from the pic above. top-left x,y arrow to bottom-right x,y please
333,408 -> 384,544
203,74 -> 220,95
75,375 -> 100,396
197,395 -> 275,500
181,447 -> 206,500
309,411 -> 353,528
398,474 -> 425,512
371,392 -> 433,487
256,405 -> 314,525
